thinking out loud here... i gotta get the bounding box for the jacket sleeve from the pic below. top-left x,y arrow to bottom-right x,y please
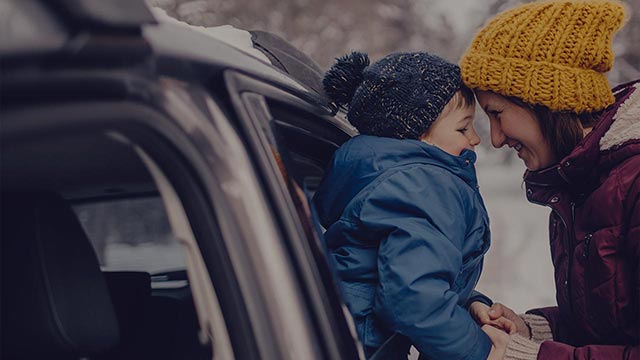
359,167 -> 491,360
525,307 -> 565,341
531,174 -> 640,360
525,310 -> 640,359
464,290 -> 493,309
536,342 -> 639,360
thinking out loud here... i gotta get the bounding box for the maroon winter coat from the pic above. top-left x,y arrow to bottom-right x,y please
523,80 -> 640,360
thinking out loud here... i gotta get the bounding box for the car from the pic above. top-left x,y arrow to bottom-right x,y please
1,0 -> 370,359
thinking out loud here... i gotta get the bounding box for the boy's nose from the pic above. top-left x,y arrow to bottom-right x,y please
470,132 -> 481,146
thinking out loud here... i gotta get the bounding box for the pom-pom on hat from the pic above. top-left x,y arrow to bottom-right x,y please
460,0 -> 627,113
324,51 -> 464,140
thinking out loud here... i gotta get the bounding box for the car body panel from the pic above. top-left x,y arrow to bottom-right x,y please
1,0 -> 364,359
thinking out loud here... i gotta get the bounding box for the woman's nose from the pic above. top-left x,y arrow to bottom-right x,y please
490,123 -> 506,148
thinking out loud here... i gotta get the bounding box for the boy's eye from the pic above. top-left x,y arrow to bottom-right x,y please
457,128 -> 468,133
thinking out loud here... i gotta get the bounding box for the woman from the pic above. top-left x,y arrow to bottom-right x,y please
459,1 -> 639,359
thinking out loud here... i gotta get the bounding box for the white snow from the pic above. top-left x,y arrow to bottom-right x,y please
101,242 -> 186,274
149,6 -> 271,63
476,163 -> 556,312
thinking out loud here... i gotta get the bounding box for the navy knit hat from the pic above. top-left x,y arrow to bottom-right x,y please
323,51 -> 464,140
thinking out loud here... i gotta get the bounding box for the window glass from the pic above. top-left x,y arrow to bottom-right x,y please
260,101 -> 332,244
74,197 -> 185,274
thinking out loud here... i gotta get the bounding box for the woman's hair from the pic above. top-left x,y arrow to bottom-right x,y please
509,96 -> 602,161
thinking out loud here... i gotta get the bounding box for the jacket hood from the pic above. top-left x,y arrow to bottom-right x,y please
599,81 -> 640,152
525,80 -> 640,201
313,135 -> 477,228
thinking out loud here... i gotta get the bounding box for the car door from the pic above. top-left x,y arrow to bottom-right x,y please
224,70 -> 362,359
1,0 -> 363,357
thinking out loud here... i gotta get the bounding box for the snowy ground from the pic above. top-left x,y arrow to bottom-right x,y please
101,242 -> 186,274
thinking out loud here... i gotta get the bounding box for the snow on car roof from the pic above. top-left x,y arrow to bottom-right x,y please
150,7 -> 271,64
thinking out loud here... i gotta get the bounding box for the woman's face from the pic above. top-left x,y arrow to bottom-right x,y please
475,91 -> 556,171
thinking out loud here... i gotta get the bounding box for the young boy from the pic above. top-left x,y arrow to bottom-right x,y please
314,52 -> 511,359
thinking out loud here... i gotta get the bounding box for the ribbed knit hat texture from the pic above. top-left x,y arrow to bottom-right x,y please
324,51 -> 463,140
460,0 -> 626,113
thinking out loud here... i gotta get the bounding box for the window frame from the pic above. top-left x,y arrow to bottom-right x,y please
1,96 -> 260,359
224,70 -> 363,359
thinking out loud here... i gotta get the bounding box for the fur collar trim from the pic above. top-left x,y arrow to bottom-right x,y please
600,83 -> 640,150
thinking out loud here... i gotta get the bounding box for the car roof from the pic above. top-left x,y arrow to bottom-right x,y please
1,0 -> 354,201
143,20 -> 315,94
1,0 -> 333,111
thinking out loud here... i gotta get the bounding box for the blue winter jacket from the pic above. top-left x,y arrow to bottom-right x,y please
313,135 -> 492,360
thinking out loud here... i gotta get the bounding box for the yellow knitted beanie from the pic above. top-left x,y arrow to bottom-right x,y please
460,0 -> 626,113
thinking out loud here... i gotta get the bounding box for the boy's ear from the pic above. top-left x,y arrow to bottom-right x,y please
418,131 -> 431,144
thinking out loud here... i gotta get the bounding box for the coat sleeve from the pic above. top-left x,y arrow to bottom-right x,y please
532,173 -> 640,360
536,342 -> 639,360
358,167 -> 491,360
464,290 -> 493,309
525,307 -> 566,341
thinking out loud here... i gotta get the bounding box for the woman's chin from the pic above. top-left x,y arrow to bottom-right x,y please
522,158 -> 539,171
519,153 -> 541,171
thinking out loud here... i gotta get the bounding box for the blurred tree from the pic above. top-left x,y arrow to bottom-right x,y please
147,0 -> 638,160
147,0 -> 638,79
147,0 -> 462,66
612,0 -> 640,84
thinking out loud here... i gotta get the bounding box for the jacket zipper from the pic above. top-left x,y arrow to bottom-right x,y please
551,217 -> 558,242
583,232 -> 593,321
528,197 -> 573,315
582,233 -> 592,259
567,201 -> 576,316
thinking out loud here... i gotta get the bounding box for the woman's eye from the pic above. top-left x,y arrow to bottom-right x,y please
457,128 -> 468,133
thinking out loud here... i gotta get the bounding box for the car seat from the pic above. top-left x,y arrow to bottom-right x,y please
1,191 -> 120,359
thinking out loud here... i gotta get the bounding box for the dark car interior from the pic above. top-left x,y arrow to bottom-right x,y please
0,89 -> 354,360
0,0 -> 371,358
1,126 -> 210,360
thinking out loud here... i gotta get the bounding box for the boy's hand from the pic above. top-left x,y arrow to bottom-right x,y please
469,301 -> 492,323
469,302 -> 517,334
482,324 -> 509,360
487,303 -> 531,338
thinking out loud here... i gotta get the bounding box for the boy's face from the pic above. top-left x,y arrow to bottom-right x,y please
420,103 -> 479,156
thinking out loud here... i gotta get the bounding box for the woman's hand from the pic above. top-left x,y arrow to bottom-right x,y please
470,302 -> 517,334
482,324 -> 510,360
486,303 -> 530,338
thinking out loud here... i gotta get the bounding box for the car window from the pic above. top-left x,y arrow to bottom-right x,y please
244,93 -> 339,251
267,102 -> 346,189
74,197 -> 186,276
249,95 -> 365,356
